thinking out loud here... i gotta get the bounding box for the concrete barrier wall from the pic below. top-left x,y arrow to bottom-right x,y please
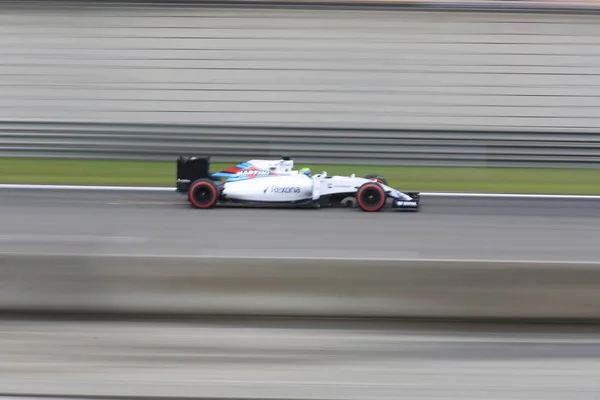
1,4 -> 600,131
1,254 -> 599,320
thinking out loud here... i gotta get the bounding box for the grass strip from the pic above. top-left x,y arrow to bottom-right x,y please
1,157 -> 599,194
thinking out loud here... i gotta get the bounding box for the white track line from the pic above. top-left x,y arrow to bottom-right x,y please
0,184 -> 173,191
1,183 -> 600,199
423,192 -> 600,199
2,251 -> 600,265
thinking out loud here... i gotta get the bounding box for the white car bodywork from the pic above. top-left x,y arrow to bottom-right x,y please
221,171 -> 417,206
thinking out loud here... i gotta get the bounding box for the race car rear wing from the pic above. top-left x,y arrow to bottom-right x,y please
176,156 -> 211,192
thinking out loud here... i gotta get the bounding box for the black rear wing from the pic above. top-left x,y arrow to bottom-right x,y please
176,156 -> 211,192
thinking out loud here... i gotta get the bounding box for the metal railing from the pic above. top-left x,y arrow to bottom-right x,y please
1,121 -> 599,167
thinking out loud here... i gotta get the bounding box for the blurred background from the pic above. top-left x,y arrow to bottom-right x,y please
1,0 -> 600,399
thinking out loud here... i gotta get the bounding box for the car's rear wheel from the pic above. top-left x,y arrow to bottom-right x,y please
188,179 -> 218,209
364,174 -> 388,186
356,182 -> 386,212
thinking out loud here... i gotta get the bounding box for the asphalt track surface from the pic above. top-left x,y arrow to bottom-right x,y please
0,318 -> 599,400
1,189 -> 600,399
1,188 -> 600,261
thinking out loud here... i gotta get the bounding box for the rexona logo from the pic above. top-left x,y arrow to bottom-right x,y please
264,186 -> 301,194
235,170 -> 270,176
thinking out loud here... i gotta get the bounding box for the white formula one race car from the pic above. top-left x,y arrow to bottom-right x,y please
175,156 -> 420,212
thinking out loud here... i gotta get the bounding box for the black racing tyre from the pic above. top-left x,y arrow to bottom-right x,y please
188,179 -> 218,209
356,182 -> 386,212
364,174 -> 388,186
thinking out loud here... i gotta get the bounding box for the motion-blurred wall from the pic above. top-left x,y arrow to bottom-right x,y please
1,4 -> 600,131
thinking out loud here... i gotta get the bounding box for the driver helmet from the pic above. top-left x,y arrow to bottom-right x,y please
298,167 -> 311,177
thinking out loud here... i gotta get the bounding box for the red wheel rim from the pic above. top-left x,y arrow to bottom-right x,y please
356,183 -> 385,211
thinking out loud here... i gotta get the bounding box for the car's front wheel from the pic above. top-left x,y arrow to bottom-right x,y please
356,182 -> 386,212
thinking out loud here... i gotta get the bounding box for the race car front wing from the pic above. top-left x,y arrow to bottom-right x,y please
391,192 -> 420,210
